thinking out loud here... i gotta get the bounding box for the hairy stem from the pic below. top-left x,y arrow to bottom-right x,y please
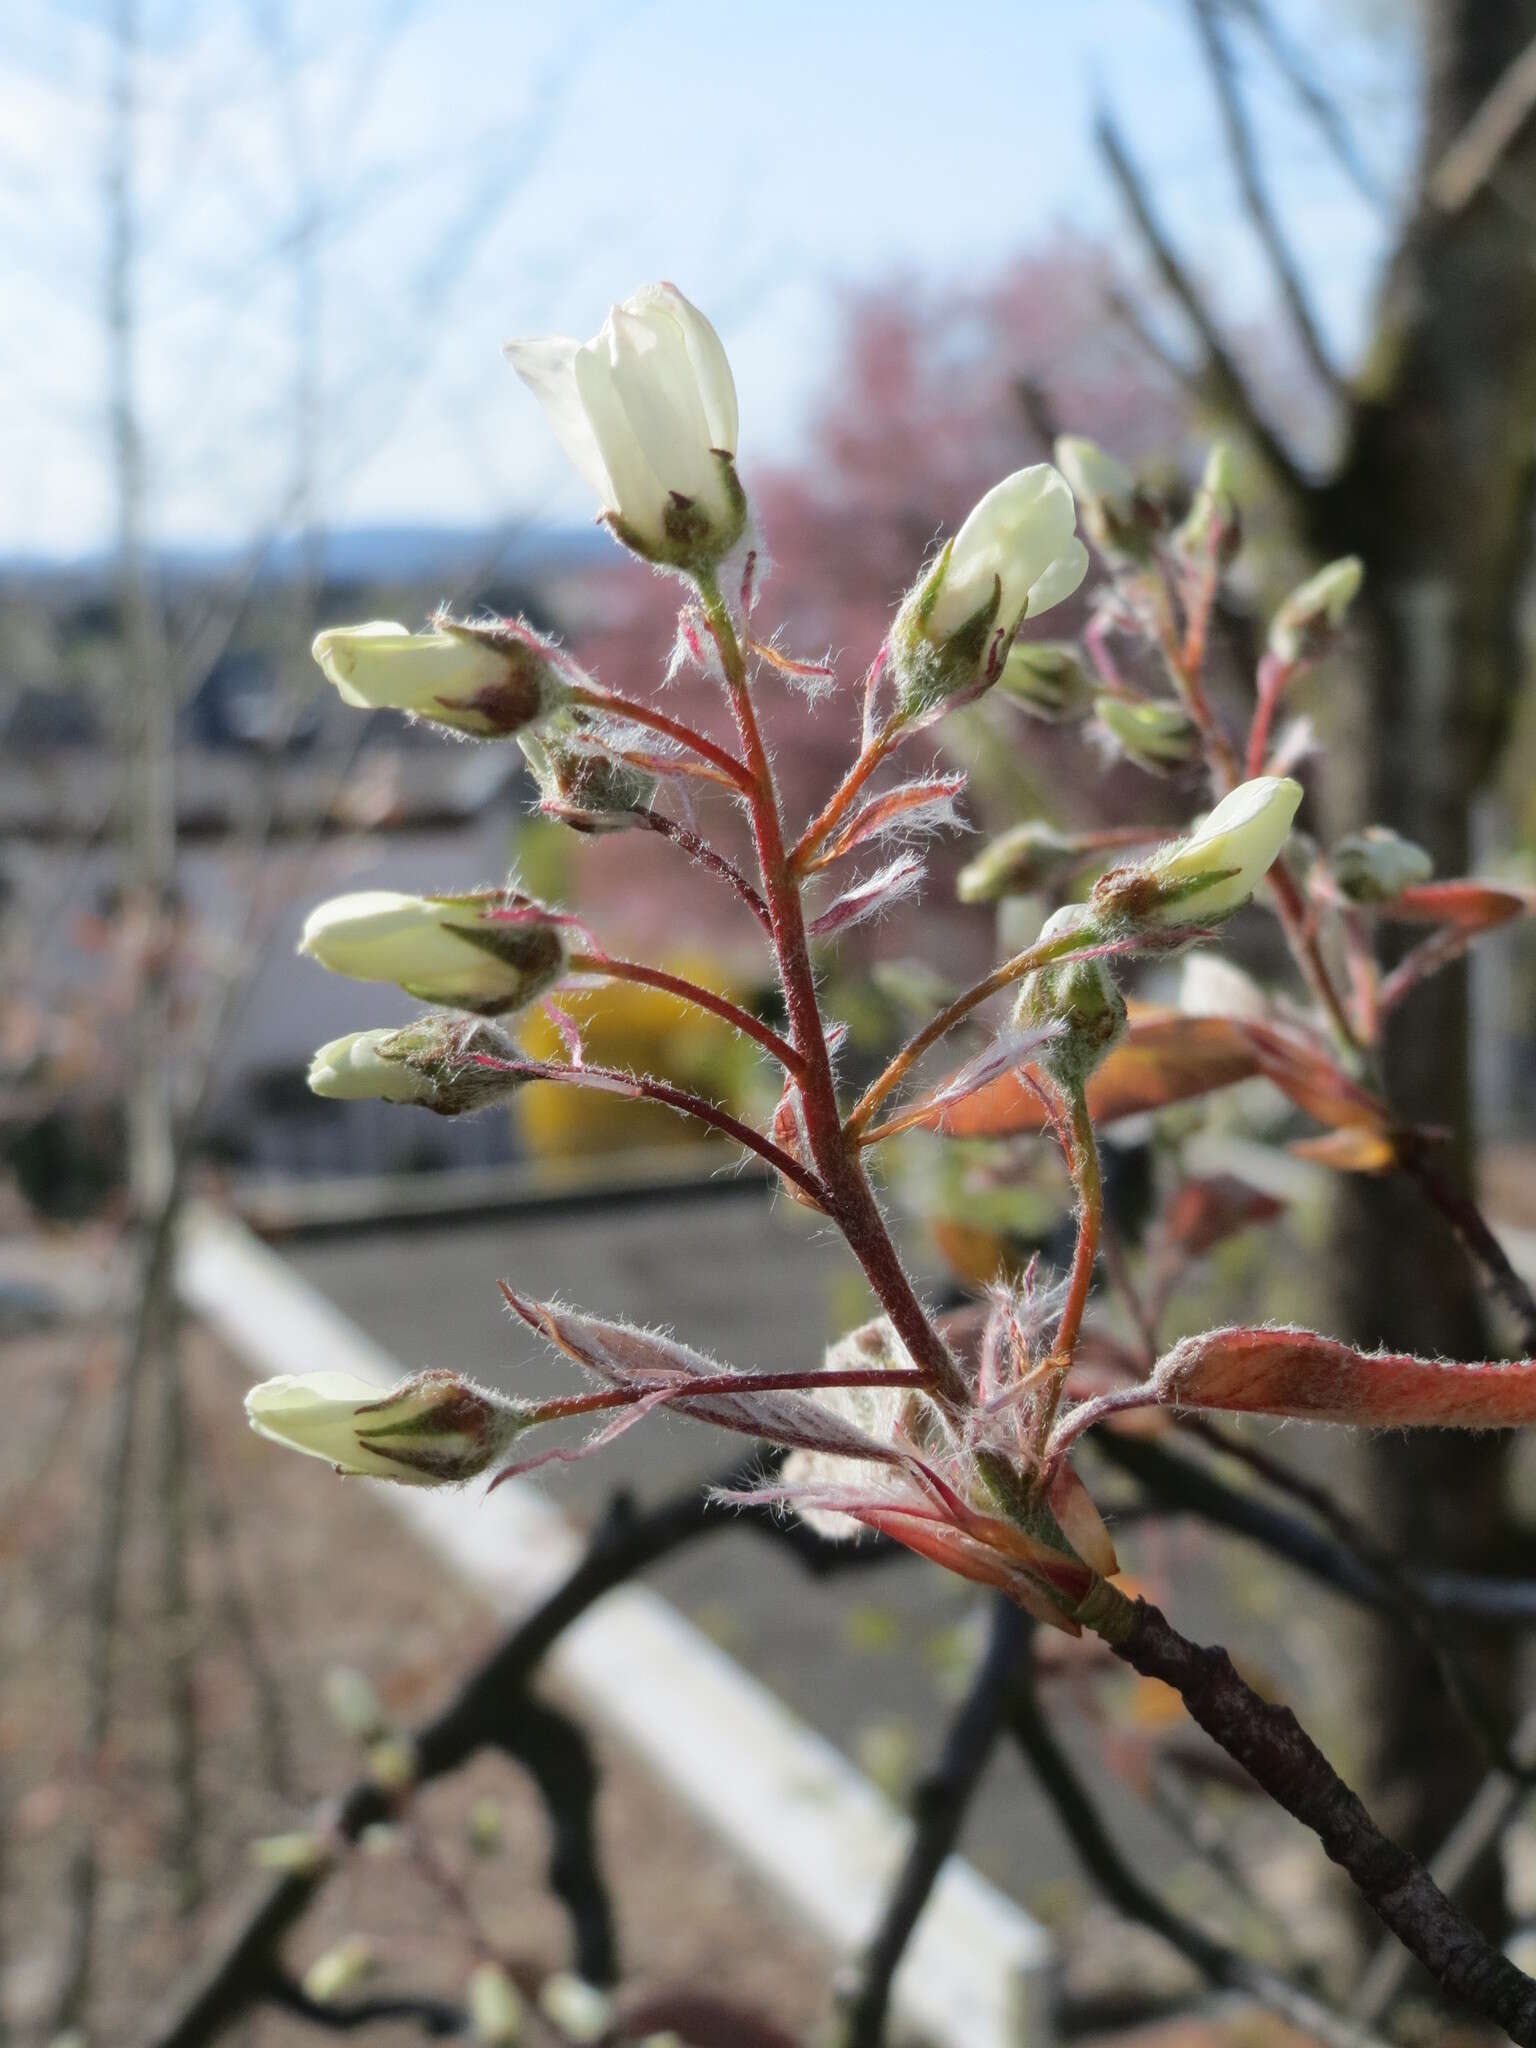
571,683 -> 753,793
569,953 -> 804,1076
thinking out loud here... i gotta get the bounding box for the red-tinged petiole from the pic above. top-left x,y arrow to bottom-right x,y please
567,952 -> 805,1076
570,683 -> 754,794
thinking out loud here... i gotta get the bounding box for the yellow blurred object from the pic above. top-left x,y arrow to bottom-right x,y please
516,955 -> 760,1158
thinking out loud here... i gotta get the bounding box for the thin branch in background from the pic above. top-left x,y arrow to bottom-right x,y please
157,1305 -> 203,1917
142,1454 -> 909,2048
1011,1652 -> 1406,2048
192,1411 -> 294,1803
1428,27 -> 1536,212
491,1694 -> 617,1988
1101,285 -> 1207,401
839,1596 -> 1023,2048
1396,1129 -> 1536,1353
1352,1702 -> 1536,2025
265,1977 -> 465,2036
1187,0 -> 1342,397
1184,1417 -> 1526,1784
1094,101 -> 1309,502
1222,0 -> 1388,210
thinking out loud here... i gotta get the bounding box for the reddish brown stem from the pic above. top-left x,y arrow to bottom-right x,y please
572,684 -> 753,793
570,953 -> 803,1076
476,1051 -> 829,1208
635,808 -> 772,933
790,716 -> 902,872
696,578 -> 969,1410
527,1365 -> 932,1428
1246,650 -> 1295,779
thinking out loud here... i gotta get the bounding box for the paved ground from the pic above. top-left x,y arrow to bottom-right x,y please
286,1186 -> 1364,1975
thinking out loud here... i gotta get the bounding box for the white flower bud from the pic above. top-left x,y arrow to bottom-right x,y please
1174,443 -> 1241,564
1268,557 -> 1363,663
311,617 -> 573,738
996,639 -> 1093,722
308,1029 -> 441,1106
302,1939 -> 375,2005
300,890 -> 568,1015
1093,695 -> 1199,773
891,466 -> 1087,716
506,283 -> 744,568
468,1964 -> 526,2044
308,1017 -> 525,1117
1330,826 -> 1434,903
537,1974 -> 613,2045
322,1664 -> 387,1741
1095,776 -> 1302,929
1053,436 -> 1149,556
245,1368 -> 529,1485
250,1831 -> 334,1875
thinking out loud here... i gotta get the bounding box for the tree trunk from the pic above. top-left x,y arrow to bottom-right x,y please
1310,0 -> 1536,1899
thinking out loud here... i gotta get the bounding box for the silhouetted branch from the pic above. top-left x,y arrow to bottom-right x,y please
1094,101 -> 1308,503
840,1597 -> 1023,2048
266,1976 -> 465,2035
143,1454 -> 904,2048
1223,0 -> 1387,209
492,1695 -> 616,1988
1429,27 -> 1536,212
1396,1129 -> 1536,1353
1188,0 -> 1342,396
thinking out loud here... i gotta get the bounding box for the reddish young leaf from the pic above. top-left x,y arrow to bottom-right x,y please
924,1008 -> 1260,1138
808,854 -> 925,935
1154,1325 -> 1536,1427
1382,880 -> 1532,930
1161,1174 -> 1285,1260
1239,1021 -> 1394,1150
820,773 -> 969,864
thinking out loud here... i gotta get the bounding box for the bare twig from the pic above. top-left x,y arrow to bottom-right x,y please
1081,1579 -> 1536,2039
1094,101 -> 1309,502
142,1455 -> 906,2048
1223,0 -> 1388,209
840,1597 -> 1023,2048
1189,0 -> 1342,396
1429,28 -> 1536,212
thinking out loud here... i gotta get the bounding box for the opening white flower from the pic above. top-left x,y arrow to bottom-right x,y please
1101,776 -> 1303,928
505,283 -> 743,564
928,465 -> 1088,646
311,618 -> 571,737
299,890 -> 568,1015
891,465 -> 1088,715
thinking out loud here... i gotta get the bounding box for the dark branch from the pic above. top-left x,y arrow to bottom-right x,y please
1093,1427 -> 1536,1623
1188,0 -> 1342,395
494,1696 -> 616,1987
1094,100 -> 1309,503
839,1596 -> 1023,2048
1010,1654 -> 1392,2048
1093,1585 -> 1536,2039
266,1976 -> 465,2035
142,1455 -> 904,2048
1222,0 -> 1388,209
1397,1128 -> 1536,1353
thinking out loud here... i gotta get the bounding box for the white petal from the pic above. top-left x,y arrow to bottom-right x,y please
504,334 -> 615,506
1023,536 -> 1089,619
634,282 -> 738,453
573,329 -> 668,543
606,305 -> 718,508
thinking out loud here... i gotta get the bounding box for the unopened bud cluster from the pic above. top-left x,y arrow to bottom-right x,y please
1094,695 -> 1199,773
1330,825 -> 1433,903
1268,556 -> 1362,664
1015,906 -> 1127,1091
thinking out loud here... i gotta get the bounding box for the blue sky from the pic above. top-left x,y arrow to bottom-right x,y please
1,0 -> 1410,557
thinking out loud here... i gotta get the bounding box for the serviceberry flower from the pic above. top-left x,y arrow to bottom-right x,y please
245,1370 -> 529,1485
506,283 -> 744,569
